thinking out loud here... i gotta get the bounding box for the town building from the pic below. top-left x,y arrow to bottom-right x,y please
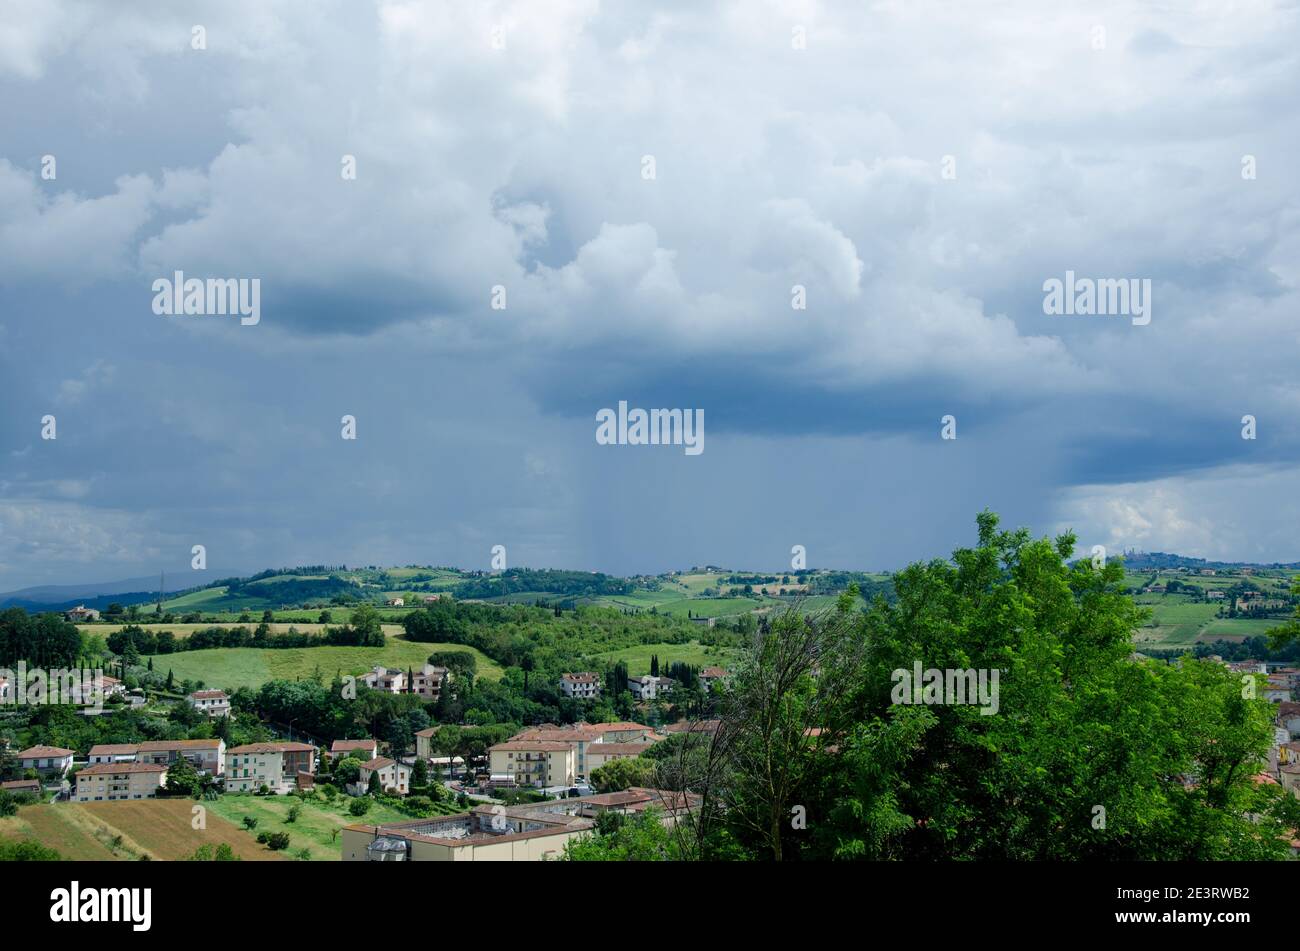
329,739 -> 378,761
487,740 -> 576,788
698,667 -> 730,692
16,746 -> 75,779
89,739 -> 227,776
559,672 -> 601,699
628,675 -> 674,701
187,689 -> 231,718
73,762 -> 167,802
355,757 -> 412,796
224,742 -> 317,794
341,811 -> 591,862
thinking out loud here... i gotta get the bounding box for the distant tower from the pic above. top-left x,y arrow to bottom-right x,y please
158,570 -> 165,612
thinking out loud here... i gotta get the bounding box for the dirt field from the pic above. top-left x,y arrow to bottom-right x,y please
0,799 -> 287,861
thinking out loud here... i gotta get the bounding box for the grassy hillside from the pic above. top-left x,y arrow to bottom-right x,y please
205,795 -> 422,861
588,640 -> 741,675
144,637 -> 503,691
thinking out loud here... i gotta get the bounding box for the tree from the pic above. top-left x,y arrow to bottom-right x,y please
411,758 -> 429,787
367,770 -> 382,795
590,756 -> 657,793
165,754 -> 202,798
563,808 -> 680,861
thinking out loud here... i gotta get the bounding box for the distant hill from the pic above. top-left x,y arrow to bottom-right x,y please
1119,551 -> 1300,572
0,575 -> 175,611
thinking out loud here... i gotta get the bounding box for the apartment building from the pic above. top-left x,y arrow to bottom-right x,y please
73,762 -> 167,802
487,741 -> 576,788
187,690 -> 231,718
89,739 -> 226,776
559,672 -> 601,699
225,742 -> 317,793
361,663 -> 451,700
506,722 -> 657,780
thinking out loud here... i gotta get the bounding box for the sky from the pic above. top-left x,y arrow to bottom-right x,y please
1,0 -> 1299,590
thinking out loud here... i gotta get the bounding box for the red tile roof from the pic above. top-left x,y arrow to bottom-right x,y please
18,746 -> 74,759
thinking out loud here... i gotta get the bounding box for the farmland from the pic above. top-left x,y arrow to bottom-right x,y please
0,800 -> 288,860
588,639 -> 741,675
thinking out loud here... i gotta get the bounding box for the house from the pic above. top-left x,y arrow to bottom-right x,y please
1208,590 -> 1226,600
698,667 -> 730,692
661,718 -> 721,735
73,762 -> 167,802
0,779 -> 42,795
341,810 -> 592,862
67,673 -> 127,705
329,739 -> 378,762
559,672 -> 601,699
421,594 -> 445,603
1280,762 -> 1300,799
487,741 -> 576,788
224,742 -> 317,794
627,676 -> 674,701
386,597 -> 405,607
65,605 -> 100,622
355,757 -> 412,796
16,746 -> 75,779
187,689 -> 231,718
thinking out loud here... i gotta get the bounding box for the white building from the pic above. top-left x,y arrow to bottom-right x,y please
187,689 -> 231,718
628,675 -> 675,701
560,672 -> 601,699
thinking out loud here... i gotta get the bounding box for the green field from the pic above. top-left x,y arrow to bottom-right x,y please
588,640 -> 741,675
143,637 -> 503,691
205,794 -> 416,861
657,597 -> 782,619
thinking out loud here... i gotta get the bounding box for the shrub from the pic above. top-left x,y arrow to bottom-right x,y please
348,797 -> 372,816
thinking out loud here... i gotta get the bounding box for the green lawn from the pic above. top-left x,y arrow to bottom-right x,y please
657,597 -> 777,619
589,640 -> 741,675
144,637 -> 502,691
205,794 -> 412,861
